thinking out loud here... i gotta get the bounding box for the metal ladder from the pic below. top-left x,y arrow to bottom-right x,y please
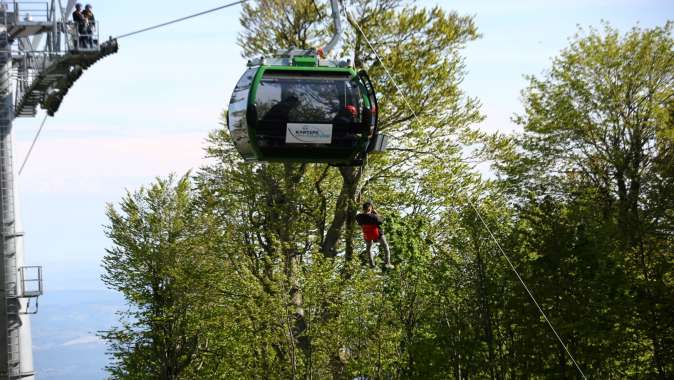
5,300 -> 19,377
0,7 -> 21,378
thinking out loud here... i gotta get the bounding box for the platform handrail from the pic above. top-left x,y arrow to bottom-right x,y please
65,19 -> 100,52
18,265 -> 43,298
0,1 -> 50,23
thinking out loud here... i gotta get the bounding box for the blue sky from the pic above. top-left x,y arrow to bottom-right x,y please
9,0 -> 672,378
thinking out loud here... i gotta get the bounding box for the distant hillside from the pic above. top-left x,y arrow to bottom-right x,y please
31,289 -> 125,380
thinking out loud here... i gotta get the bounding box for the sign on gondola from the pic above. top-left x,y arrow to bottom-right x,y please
286,123 -> 333,144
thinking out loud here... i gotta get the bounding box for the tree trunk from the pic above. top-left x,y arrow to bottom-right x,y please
321,167 -> 361,259
475,245 -> 497,379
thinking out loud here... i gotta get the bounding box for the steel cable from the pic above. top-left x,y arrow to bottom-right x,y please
18,113 -> 48,176
114,0 -> 250,40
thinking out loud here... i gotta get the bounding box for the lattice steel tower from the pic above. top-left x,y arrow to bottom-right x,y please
0,1 -> 117,378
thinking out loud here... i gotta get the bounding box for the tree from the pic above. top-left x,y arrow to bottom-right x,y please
493,22 -> 674,378
102,1 -> 504,378
208,0 -> 484,376
100,175 -> 222,379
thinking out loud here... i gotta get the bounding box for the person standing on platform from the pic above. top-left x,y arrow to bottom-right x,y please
82,4 -> 96,47
72,3 -> 88,48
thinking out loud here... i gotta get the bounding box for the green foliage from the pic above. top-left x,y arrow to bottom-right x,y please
101,2 -> 673,379
101,174 -> 222,379
238,0 -> 327,57
492,21 -> 674,378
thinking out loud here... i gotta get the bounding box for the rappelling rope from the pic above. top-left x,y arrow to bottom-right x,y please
18,113 -> 48,176
357,154 -> 369,204
346,8 -> 587,380
114,0 -> 250,40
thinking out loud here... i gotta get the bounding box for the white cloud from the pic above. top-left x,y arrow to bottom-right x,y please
62,335 -> 103,347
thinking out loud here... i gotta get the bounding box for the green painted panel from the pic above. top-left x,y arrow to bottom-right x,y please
292,56 -> 318,67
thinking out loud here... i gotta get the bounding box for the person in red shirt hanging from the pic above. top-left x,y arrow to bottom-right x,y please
356,202 -> 394,269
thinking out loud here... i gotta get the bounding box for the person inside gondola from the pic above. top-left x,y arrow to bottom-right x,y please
356,201 -> 394,269
333,104 -> 358,124
332,81 -> 363,140
262,94 -> 300,122
72,3 -> 88,48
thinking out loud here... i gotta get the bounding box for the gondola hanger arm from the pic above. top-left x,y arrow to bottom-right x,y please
318,0 -> 343,58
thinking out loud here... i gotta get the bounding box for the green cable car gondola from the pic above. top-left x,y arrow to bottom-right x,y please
227,49 -> 380,166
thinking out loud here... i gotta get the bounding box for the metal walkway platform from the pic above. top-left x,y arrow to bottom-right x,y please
7,22 -> 53,39
15,39 -> 118,117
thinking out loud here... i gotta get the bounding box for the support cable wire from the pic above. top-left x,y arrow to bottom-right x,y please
18,113 -> 48,176
466,200 -> 586,379
114,0 -> 250,40
344,10 -> 422,128
346,9 -> 588,380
